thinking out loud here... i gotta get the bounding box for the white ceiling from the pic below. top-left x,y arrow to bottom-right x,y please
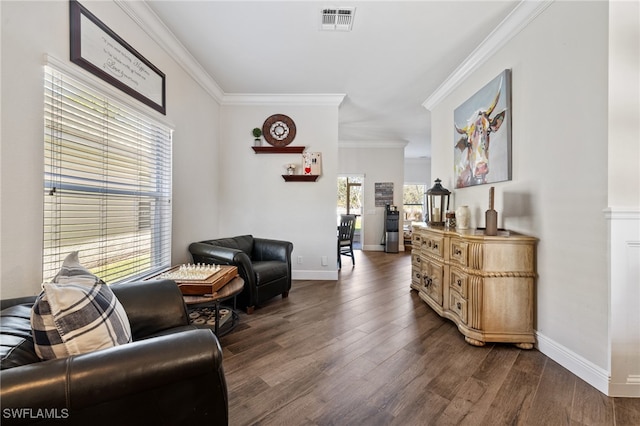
146,1 -> 520,159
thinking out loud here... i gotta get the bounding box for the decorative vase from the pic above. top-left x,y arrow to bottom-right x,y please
485,187 -> 498,236
254,138 -> 262,147
456,205 -> 471,230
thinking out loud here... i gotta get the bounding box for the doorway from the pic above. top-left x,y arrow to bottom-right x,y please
337,176 -> 363,249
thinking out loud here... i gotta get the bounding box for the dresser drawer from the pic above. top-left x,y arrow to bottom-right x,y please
422,235 -> 444,258
449,269 -> 468,298
449,290 -> 468,324
411,252 -> 422,267
450,239 -> 468,266
412,232 -> 423,247
412,266 -> 422,286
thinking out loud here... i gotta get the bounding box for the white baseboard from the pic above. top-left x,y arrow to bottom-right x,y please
536,331 -> 610,395
609,379 -> 640,398
292,270 -> 338,281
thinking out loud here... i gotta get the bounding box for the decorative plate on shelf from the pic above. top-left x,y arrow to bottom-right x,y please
262,114 -> 296,147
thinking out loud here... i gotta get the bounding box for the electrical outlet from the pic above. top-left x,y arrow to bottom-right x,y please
297,256 -> 303,264
321,256 -> 328,266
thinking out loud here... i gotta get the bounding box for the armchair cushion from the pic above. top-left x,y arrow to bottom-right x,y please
31,252 -> 132,361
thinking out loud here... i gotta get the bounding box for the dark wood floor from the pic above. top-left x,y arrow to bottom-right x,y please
219,250 -> 640,426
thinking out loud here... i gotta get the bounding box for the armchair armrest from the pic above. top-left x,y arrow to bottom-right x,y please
189,241 -> 256,287
253,238 -> 293,263
189,241 -> 245,264
0,329 -> 228,425
111,279 -> 189,340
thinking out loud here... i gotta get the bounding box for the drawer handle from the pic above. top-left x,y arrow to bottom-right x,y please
454,248 -> 462,256
457,302 -> 462,310
428,241 -> 432,248
457,279 -> 462,287
424,276 -> 432,288
433,243 -> 439,250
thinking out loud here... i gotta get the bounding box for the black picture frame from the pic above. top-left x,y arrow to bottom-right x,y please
69,0 -> 166,115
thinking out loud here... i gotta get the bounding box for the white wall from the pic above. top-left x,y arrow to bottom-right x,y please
608,1 -> 640,208
0,0 -> 220,298
338,142 -> 406,251
219,99 -> 341,280
404,157 -> 431,185
431,0 -> 611,385
607,0 -> 640,397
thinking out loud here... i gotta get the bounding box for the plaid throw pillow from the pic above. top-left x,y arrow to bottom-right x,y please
31,252 -> 132,360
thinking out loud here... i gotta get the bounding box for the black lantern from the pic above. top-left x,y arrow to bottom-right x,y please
425,178 -> 450,227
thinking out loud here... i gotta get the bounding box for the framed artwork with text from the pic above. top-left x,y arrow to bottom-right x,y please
69,0 -> 166,114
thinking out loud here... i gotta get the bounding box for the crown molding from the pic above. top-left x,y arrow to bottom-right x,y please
404,157 -> 431,164
115,0 -> 225,103
339,140 -> 408,149
221,93 -> 346,107
423,0 -> 554,111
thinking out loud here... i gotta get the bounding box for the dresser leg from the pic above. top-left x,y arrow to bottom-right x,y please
464,336 -> 486,347
514,342 -> 534,350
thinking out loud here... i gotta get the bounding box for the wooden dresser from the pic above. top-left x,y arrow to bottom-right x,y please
411,224 -> 537,349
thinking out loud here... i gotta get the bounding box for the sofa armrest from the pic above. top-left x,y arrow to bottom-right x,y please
253,238 -> 293,263
0,329 -> 228,425
111,279 -> 189,340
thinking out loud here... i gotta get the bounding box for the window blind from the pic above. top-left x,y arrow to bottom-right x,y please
43,65 -> 172,283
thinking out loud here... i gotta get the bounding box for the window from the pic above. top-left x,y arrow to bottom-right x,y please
43,65 -> 172,283
403,184 -> 426,223
337,176 -> 363,231
336,176 -> 362,216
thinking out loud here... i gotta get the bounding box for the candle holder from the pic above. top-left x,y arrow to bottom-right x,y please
425,178 -> 450,227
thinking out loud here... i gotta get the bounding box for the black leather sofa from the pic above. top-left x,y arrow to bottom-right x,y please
189,235 -> 293,314
0,279 -> 228,425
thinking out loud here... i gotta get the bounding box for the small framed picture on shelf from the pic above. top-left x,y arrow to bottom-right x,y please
302,152 -> 322,175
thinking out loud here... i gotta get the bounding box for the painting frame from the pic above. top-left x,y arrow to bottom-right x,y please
69,0 -> 166,115
453,69 -> 512,189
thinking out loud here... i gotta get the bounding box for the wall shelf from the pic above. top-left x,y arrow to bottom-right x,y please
252,146 -> 305,154
282,175 -> 319,182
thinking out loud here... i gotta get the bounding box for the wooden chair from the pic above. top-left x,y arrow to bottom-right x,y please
337,215 -> 356,269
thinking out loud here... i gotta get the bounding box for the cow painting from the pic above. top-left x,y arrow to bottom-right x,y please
454,70 -> 511,188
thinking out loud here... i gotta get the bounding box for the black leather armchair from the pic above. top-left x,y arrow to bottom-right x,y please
189,235 -> 293,314
0,279 -> 228,425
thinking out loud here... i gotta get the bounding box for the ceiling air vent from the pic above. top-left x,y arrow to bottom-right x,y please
321,7 -> 355,31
